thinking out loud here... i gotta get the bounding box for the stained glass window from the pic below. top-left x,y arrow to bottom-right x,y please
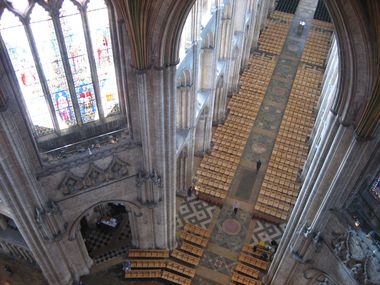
0,10 -> 55,135
60,1 -> 99,124
30,5 -> 76,129
87,0 -> 119,117
0,0 -> 121,138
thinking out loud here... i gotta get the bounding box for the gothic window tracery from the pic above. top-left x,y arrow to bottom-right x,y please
0,0 -> 120,138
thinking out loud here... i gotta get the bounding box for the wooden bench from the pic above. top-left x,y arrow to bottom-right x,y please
239,253 -> 268,271
180,241 -> 204,257
166,261 -> 196,278
171,249 -> 200,266
130,259 -> 167,269
234,262 -> 260,279
231,272 -> 263,285
161,270 -> 192,285
128,249 -> 169,259
184,223 -> 212,239
124,269 -> 162,279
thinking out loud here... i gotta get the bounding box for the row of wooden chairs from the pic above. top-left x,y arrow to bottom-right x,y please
231,271 -> 263,285
130,259 -> 166,269
263,177 -> 298,190
183,223 -> 212,239
125,269 -> 162,279
254,63 -> 327,221
254,203 -> 288,220
196,53 -> 275,205
256,196 -> 291,212
260,184 -> 298,198
301,28 -> 333,66
161,270 -> 192,285
171,249 -> 200,266
258,20 -> 291,55
311,19 -> 334,29
260,189 -> 297,204
166,261 -> 196,278
239,253 -> 269,271
271,11 -> 294,22
180,242 -> 204,257
128,249 -> 169,259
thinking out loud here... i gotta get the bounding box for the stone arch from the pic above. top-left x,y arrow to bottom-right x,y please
176,68 -> 193,128
177,69 -> 192,87
68,199 -> 143,241
194,105 -> 211,156
213,74 -> 226,123
324,0 -> 375,131
176,145 -> 189,195
223,1 -> 232,19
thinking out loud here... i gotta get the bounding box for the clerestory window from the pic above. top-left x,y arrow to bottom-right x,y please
0,0 -> 121,142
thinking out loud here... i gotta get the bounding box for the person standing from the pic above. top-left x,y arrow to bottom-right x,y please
232,200 -> 240,215
187,186 -> 193,197
256,159 -> 262,172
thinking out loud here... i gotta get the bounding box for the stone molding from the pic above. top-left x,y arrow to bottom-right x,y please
58,156 -> 131,195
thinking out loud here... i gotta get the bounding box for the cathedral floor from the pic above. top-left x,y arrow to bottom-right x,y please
0,1 -> 334,285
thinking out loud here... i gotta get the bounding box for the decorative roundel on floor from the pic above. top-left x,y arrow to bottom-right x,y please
222,218 -> 242,236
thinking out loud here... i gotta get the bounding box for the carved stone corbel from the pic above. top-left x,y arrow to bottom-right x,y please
34,200 -> 67,241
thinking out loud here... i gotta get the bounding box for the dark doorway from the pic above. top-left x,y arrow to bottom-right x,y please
80,203 -> 132,263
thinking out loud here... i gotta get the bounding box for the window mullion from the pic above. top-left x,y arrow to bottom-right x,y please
23,18 -> 61,134
80,7 -> 104,121
50,10 -> 83,126
107,1 -> 126,117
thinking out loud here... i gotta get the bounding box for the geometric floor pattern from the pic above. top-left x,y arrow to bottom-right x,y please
85,230 -> 113,254
200,250 -> 236,275
211,205 -> 251,253
250,220 -> 287,245
177,195 -> 216,230
93,245 -> 129,264
193,275 -> 222,285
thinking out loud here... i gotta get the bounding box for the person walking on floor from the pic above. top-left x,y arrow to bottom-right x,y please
256,159 -> 262,172
232,200 -> 240,215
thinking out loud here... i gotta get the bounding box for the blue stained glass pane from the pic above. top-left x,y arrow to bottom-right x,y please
0,10 -> 55,136
60,1 -> 99,123
30,4 -> 76,129
88,0 -> 120,117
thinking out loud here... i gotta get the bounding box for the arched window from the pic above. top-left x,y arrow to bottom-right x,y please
0,0 -> 121,140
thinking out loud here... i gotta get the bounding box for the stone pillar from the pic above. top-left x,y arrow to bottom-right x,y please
241,0 -> 258,69
133,65 -> 177,249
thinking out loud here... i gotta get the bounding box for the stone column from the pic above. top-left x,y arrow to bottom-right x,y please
241,0 -> 258,69
133,65 -> 177,249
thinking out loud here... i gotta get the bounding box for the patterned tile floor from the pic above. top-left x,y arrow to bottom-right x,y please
210,204 -> 251,252
177,194 -> 216,230
200,250 -> 236,275
251,220 -> 287,245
